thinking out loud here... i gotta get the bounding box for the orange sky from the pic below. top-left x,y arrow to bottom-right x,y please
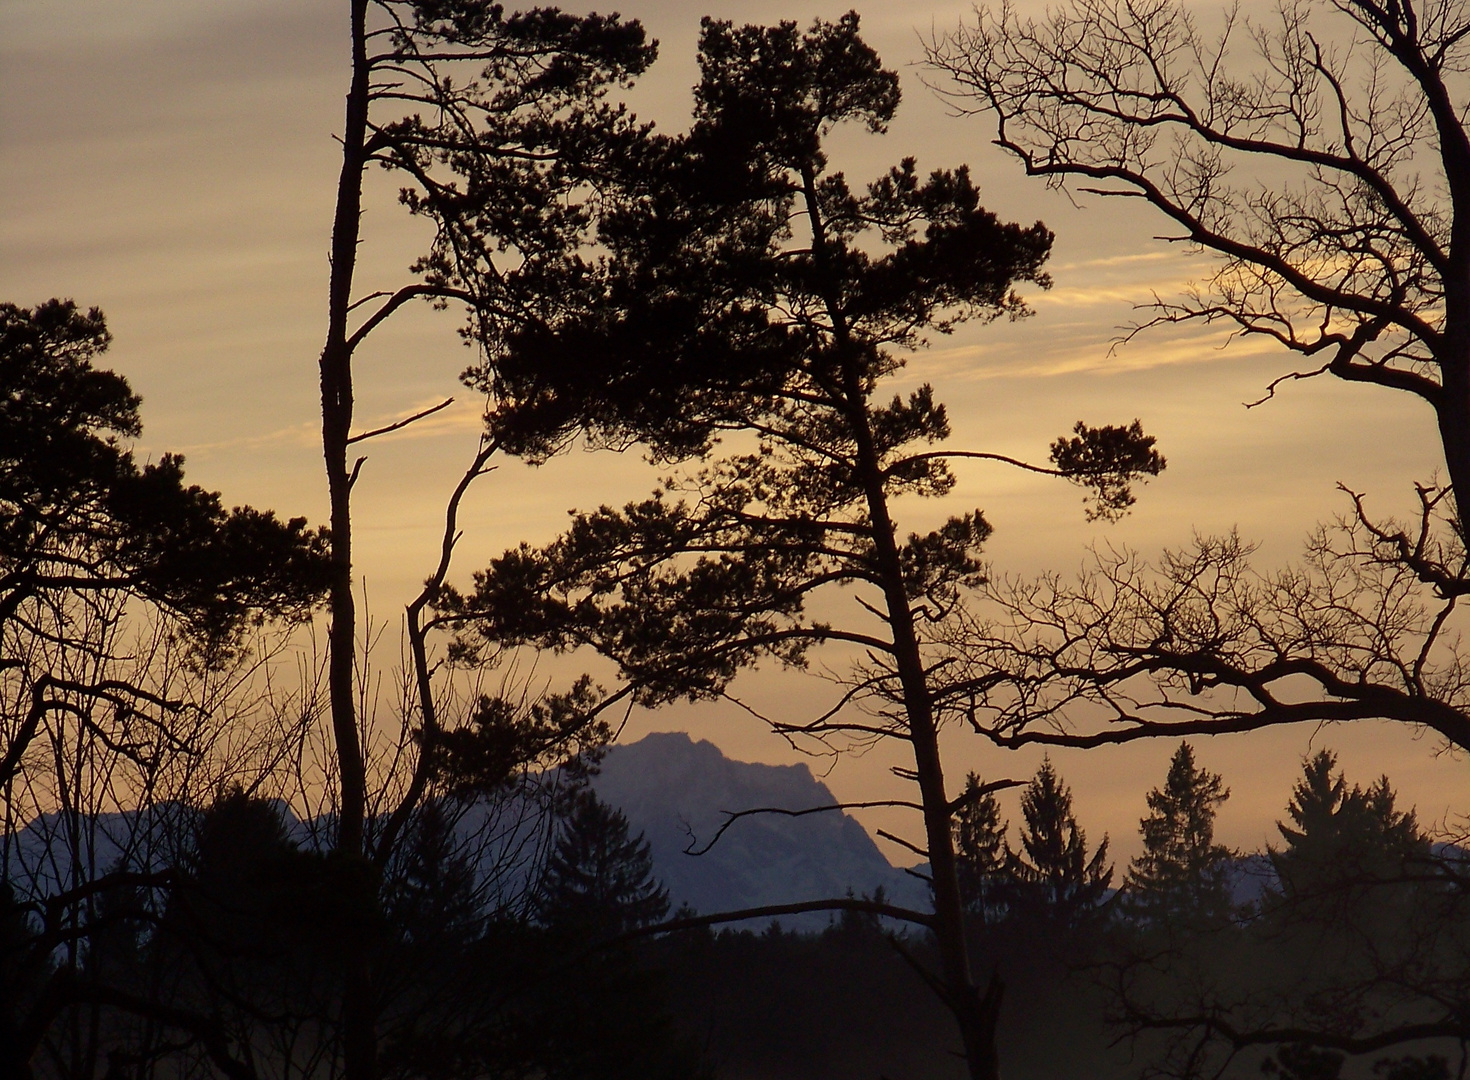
3,0 -> 1462,864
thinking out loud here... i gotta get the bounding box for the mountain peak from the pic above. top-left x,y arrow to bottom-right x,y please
591,732 -> 927,924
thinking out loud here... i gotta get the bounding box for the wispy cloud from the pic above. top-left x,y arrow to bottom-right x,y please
147,397 -> 485,459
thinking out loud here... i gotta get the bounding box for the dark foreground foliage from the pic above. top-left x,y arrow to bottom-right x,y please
7,747 -> 1470,1080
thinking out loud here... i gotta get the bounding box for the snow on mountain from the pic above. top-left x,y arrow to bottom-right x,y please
590,732 -> 930,924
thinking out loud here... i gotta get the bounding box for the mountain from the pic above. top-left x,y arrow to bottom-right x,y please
590,732 -> 930,926
3,735 -> 930,930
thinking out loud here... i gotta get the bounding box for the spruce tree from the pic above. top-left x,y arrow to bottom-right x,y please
387,804 -> 481,946
954,773 -> 1009,921
536,789 -> 668,939
1005,758 -> 1112,926
1272,751 -> 1427,896
1126,742 -> 1233,922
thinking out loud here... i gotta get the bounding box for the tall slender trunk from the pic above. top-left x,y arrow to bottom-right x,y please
847,389 -> 1004,1080
320,2 -> 375,1078
801,169 -> 1003,1080
1437,394 -> 1470,542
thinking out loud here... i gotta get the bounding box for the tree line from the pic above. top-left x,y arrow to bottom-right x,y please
7,724 -> 1457,1079
7,0 -> 1470,1076
656,744 -> 1465,1079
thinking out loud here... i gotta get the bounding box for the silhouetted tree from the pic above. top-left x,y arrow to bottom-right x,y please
153,792 -> 338,1060
1,301 -> 331,1080
0,300 -> 328,638
927,0 -> 1470,772
1005,758 -> 1112,928
373,806 -> 511,1080
309,6 -> 656,1076
932,0 -> 1470,544
372,788 -> 695,1080
385,804 -> 481,948
1106,754 -> 1469,1080
447,16 -> 1161,1078
1272,751 -> 1428,898
954,774 -> 1009,923
1126,742 -> 1233,923
1,299 -> 329,788
536,789 -> 668,940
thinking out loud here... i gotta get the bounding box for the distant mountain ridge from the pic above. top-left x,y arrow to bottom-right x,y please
3,735 -> 929,929
13,738 -> 1450,933
590,732 -> 931,923
18,733 -> 1332,930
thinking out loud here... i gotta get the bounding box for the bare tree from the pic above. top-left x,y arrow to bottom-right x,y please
931,0 -> 1470,525
922,0 -> 1470,755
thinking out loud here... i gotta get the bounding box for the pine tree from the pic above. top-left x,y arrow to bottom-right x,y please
1005,758 -> 1112,926
536,789 -> 668,939
954,774 -> 1009,921
1126,742 -> 1234,922
452,17 -> 1161,1077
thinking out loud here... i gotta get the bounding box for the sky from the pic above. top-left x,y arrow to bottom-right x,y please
2,0 -> 1463,865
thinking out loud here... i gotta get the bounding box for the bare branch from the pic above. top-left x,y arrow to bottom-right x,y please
346,397 -> 454,445
683,800 -> 928,857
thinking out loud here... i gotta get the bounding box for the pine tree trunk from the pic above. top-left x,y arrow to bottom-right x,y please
799,166 -> 1004,1080
845,385 -> 1004,1080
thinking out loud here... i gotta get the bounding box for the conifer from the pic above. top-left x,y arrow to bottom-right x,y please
1005,758 -> 1112,926
954,773 -> 1009,921
1126,742 -> 1233,921
537,789 -> 669,938
1272,751 -> 1427,895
